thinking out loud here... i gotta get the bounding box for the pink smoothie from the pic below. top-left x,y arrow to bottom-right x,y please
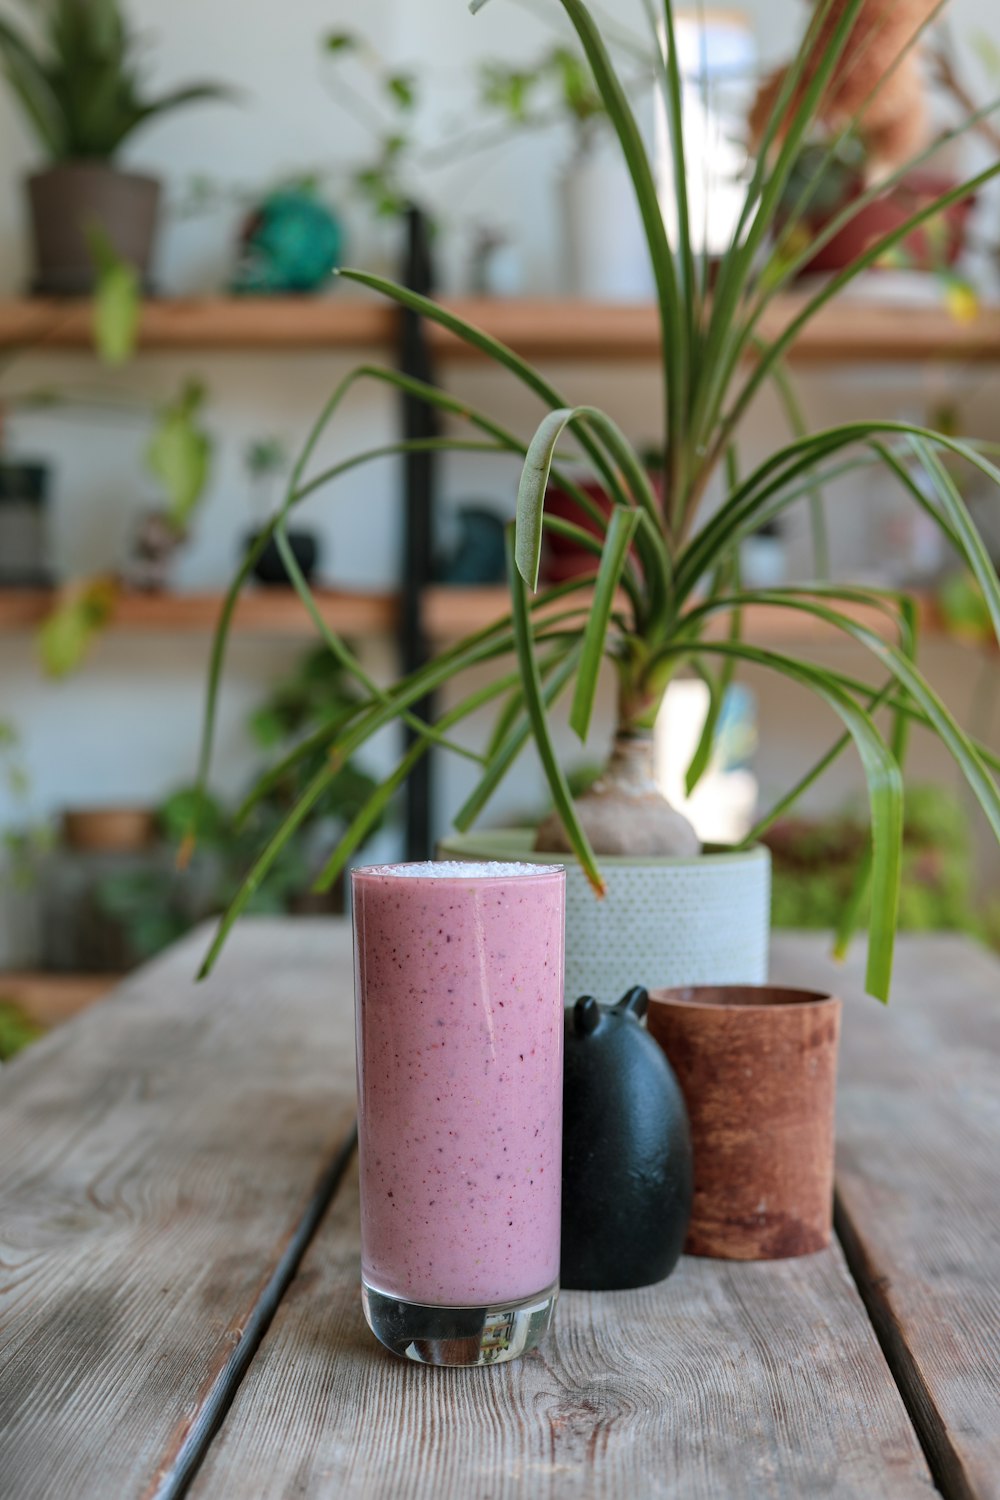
353,861 -> 565,1307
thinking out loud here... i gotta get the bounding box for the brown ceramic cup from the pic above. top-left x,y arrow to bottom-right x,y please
646,985 -> 841,1261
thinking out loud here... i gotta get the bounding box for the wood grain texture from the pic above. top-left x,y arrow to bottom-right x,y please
0,586 -> 397,637
191,1143 -> 933,1491
0,920 -> 357,1500
1,295 -> 999,362
772,932 -> 1000,1500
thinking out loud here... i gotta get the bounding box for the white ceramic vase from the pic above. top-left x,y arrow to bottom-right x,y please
438,829 -> 771,1004
561,144 -> 655,302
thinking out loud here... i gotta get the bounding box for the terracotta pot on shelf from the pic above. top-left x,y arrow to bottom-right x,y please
63,807 -> 156,853
646,984 -> 841,1261
798,171 -> 974,278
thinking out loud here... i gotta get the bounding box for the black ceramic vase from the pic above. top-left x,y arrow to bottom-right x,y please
561,987 -> 693,1290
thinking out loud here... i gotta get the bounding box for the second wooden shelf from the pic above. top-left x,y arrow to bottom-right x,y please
0,584 -> 937,646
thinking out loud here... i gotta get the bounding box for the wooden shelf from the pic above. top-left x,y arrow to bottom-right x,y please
0,583 -> 939,645
422,586 -> 934,641
0,294 -> 997,363
0,587 -> 398,637
0,297 -> 396,352
0,971 -> 115,1026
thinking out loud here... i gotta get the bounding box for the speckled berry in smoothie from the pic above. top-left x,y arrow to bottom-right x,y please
352,860 -> 565,1306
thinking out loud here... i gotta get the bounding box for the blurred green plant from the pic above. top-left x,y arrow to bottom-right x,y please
322,30 -> 422,220
87,222 -> 139,365
0,999 -> 44,1060
246,437 -> 289,482
482,45 -> 607,148
321,22 -> 648,221
36,372 -> 212,676
31,238 -> 213,676
937,571 -> 994,646
767,785 -> 977,934
86,652 -> 384,967
146,379 -> 211,533
36,574 -> 118,677
0,718 -> 52,884
0,0 -> 233,160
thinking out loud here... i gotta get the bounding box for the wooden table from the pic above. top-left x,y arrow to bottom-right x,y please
1,923 -> 997,1500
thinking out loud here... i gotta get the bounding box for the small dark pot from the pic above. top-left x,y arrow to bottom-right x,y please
27,163 -> 161,295
561,986 -> 693,1291
438,506 -> 506,585
247,529 -> 320,587
0,461 -> 50,585
648,985 -> 841,1261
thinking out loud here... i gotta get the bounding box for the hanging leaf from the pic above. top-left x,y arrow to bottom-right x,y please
325,31 -> 359,54
146,380 -> 212,531
86,224 -> 139,365
38,576 -> 119,678
387,72 -> 417,110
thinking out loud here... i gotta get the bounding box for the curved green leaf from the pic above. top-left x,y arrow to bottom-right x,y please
339,269 -> 630,509
694,589 -> 1000,846
311,663 -> 536,893
569,506 -> 640,741
669,638 -> 903,1000
455,647 -> 580,832
506,526 -> 604,895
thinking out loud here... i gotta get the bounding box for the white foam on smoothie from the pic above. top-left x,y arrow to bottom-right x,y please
358,860 -> 559,879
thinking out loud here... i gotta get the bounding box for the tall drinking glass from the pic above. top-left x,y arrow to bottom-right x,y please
352,860 -> 565,1366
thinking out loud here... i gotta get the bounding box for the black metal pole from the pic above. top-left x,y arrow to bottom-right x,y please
399,205 -> 438,860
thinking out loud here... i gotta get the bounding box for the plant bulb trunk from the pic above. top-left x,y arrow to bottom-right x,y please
534,730 -> 701,858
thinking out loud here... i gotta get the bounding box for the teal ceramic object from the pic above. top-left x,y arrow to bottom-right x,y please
232,188 -> 343,295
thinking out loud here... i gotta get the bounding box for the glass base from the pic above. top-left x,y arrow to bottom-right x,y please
362,1280 -> 558,1367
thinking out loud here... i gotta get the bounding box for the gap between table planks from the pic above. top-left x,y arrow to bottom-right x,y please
4,923 -> 996,1499
0,920 -> 358,1500
187,930 -> 966,1500
188,1148 -> 934,1500
772,932 -> 1000,1500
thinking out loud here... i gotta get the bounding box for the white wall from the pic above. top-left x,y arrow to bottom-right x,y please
1,0 -> 999,965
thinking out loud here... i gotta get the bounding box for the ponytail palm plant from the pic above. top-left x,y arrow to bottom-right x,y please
197,0 -> 1000,1000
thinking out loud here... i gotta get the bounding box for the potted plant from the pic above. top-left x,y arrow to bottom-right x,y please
0,719 -> 51,971
750,0 -> 984,291
197,0 -> 1000,1022
242,438 -> 321,588
28,372 -> 213,675
482,41 -> 656,300
0,0 -> 232,293
321,24 -> 657,296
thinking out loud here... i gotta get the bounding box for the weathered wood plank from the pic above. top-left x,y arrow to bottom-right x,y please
772,932 -> 1000,1500
191,1155 -> 934,1494
0,920 -> 357,1500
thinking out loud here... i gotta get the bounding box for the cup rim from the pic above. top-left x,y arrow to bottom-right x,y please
648,984 -> 838,1013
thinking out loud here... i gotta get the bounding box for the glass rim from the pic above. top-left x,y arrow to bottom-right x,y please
351,859 -> 566,882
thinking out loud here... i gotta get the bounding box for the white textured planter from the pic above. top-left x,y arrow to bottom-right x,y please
438,830 -> 771,1004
